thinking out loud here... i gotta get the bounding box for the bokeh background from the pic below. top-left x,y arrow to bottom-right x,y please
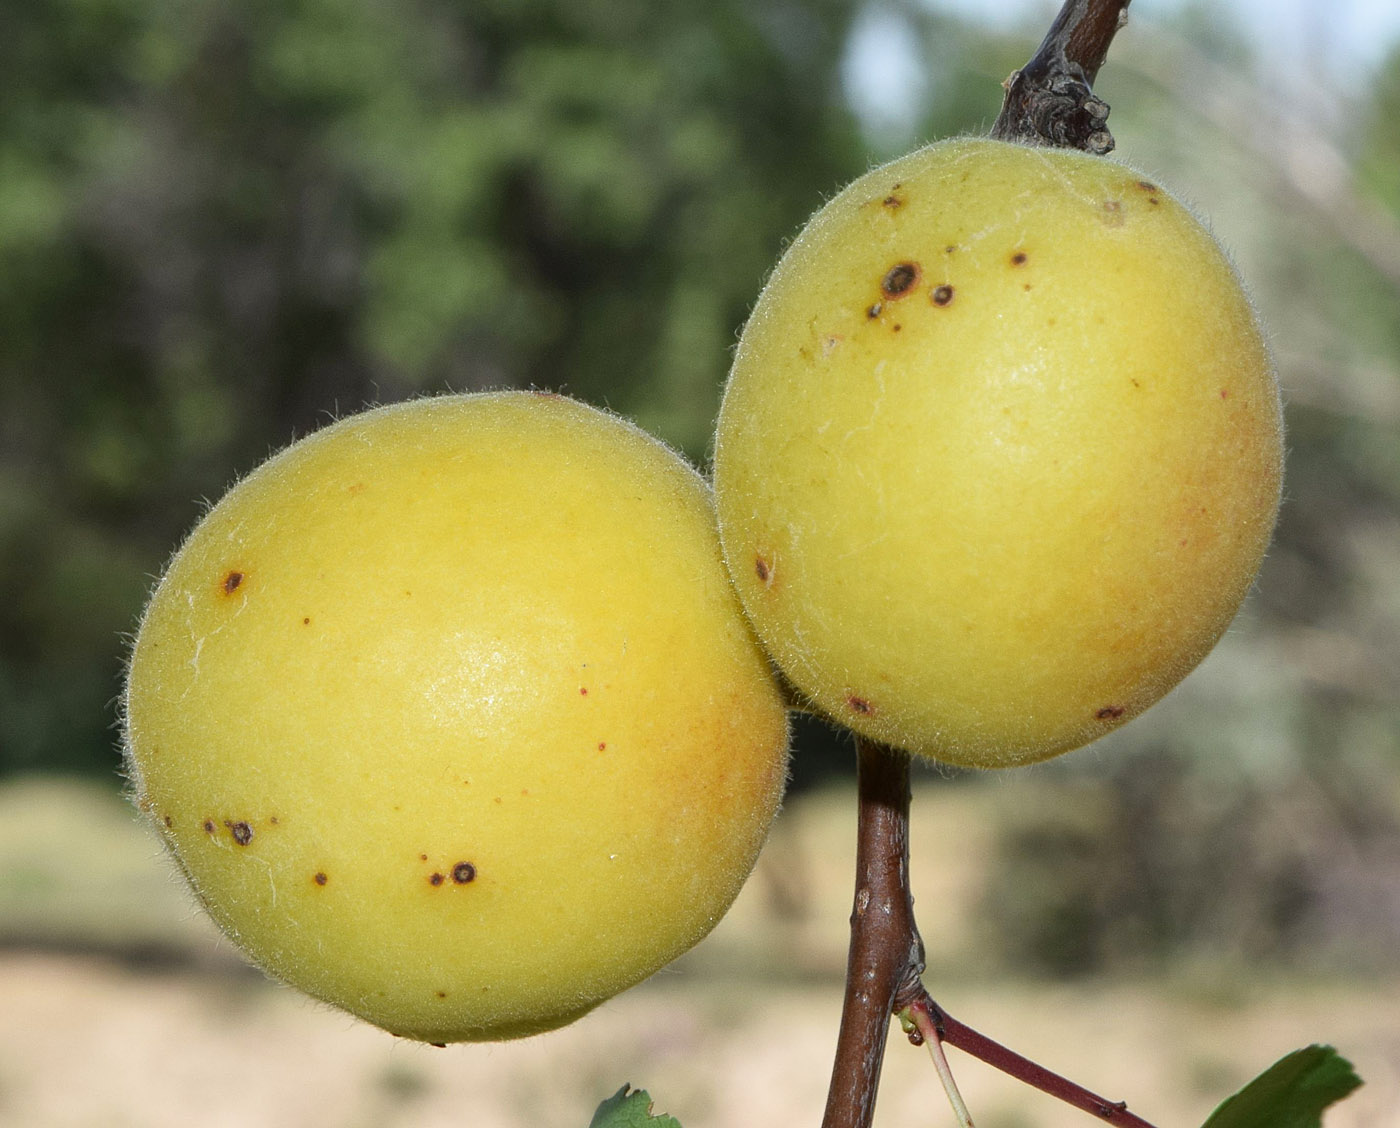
2,0 -> 1399,1124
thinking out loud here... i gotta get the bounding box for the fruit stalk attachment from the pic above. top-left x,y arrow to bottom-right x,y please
991,0 -> 1133,153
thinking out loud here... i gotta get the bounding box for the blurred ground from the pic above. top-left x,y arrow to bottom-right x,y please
2,777 -> 1398,1128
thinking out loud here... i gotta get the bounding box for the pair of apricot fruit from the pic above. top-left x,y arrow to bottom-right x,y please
123,138 -> 1283,1043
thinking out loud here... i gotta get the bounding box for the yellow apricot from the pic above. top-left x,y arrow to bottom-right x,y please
714,137 -> 1283,768
124,392 -> 788,1042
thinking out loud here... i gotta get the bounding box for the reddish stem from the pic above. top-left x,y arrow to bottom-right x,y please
907,996 -> 1159,1127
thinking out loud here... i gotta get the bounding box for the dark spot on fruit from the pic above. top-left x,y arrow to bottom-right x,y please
1102,200 -> 1124,225
1220,389 -> 1230,399
203,819 -> 215,834
579,686 -> 588,696
1011,251 -> 1028,266
429,1042 -> 446,1049
1096,705 -> 1126,720
880,262 -> 921,298
755,555 -> 772,584
866,302 -> 883,319
882,194 -> 902,209
944,245 -> 956,254
452,862 -> 477,884
163,815 -> 173,828
436,991 -> 447,999
429,873 -> 445,886
302,617 -> 311,625
222,571 -> 244,594
228,821 -> 253,846
314,872 -> 328,886
892,323 -> 902,332
420,853 -> 428,861
931,285 -> 954,307
1131,378 -> 1141,388
847,695 -> 874,716
269,816 -> 279,825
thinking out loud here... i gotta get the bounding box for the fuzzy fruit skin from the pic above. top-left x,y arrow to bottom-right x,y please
124,392 -> 789,1043
714,137 -> 1283,769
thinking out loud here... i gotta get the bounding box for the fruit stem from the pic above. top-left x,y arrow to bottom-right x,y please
820,738 -> 922,1128
990,0 -> 1133,152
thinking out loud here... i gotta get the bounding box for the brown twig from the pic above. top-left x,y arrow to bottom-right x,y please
907,996 -> 1159,1127
820,739 -> 922,1128
991,0 -> 1134,152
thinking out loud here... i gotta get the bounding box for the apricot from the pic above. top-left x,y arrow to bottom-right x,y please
714,137 -> 1283,768
124,392 -> 789,1042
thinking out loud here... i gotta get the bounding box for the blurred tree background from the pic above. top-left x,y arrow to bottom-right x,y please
1,0 -> 1398,978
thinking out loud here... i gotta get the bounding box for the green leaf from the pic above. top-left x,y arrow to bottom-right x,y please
588,1085 -> 683,1128
1201,1045 -> 1362,1128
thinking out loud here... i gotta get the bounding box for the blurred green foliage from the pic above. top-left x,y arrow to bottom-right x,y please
1,0 -> 1397,910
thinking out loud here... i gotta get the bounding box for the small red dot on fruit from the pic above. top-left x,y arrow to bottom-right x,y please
1220,389 -> 1230,399
163,815 -> 173,828
579,686 -> 588,696
847,695 -> 874,716
598,742 -> 607,751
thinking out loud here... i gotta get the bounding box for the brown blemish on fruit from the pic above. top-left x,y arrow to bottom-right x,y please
892,323 -> 902,332
429,873 -> 445,887
1220,389 -> 1230,399
847,695 -> 874,716
222,571 -> 244,595
598,741 -> 607,751
269,816 -> 279,826
227,820 -> 253,846
1010,251 -> 1028,266
452,862 -> 477,884
880,262 -> 921,299
314,872 -> 328,886
866,302 -> 883,319
436,991 -> 447,999
755,555 -> 773,585
429,1042 -> 446,1048
1096,705 -> 1126,720
348,482 -> 367,495
420,853 -> 429,861
882,194 -> 903,209
579,686 -> 588,696
931,284 -> 954,307
1101,200 -> 1124,226
821,334 -> 843,356
302,617 -> 311,625
1134,180 -> 1162,204
944,245 -> 956,254
203,819 -> 216,834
